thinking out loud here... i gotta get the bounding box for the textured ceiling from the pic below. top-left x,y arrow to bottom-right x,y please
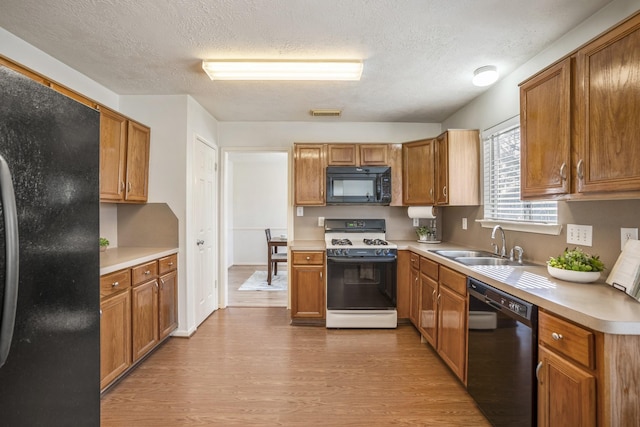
0,0 -> 613,122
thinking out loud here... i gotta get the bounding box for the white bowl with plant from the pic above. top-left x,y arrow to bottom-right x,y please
547,247 -> 605,283
416,226 -> 430,241
99,237 -> 110,252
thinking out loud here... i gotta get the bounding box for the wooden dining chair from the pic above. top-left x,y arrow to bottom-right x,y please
265,229 -> 287,285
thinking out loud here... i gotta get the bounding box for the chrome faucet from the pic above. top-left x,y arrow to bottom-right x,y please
491,225 -> 506,258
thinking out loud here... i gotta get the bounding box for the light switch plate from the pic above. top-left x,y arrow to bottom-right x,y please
462,218 -> 468,230
296,206 -> 304,216
567,224 -> 592,246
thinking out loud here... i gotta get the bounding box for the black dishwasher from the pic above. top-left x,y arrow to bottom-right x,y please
467,277 -> 538,427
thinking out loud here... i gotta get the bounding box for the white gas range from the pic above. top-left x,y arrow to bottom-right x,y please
324,219 -> 398,328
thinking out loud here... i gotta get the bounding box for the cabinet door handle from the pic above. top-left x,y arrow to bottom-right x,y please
576,159 -> 584,181
112,281 -> 119,288
119,181 -> 125,192
432,289 -> 436,302
560,162 -> 567,181
442,186 -> 447,198
436,293 -> 441,305
536,361 -> 543,384
551,332 -> 563,341
320,272 -> 323,278
127,182 -> 132,192
160,278 -> 165,289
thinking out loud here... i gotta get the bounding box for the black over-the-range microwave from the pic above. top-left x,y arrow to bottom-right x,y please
325,166 -> 392,205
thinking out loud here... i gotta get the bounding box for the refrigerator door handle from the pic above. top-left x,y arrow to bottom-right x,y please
0,154 -> 19,369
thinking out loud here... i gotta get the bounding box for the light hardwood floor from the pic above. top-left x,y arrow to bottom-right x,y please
100,306 -> 490,426
228,265 -> 288,307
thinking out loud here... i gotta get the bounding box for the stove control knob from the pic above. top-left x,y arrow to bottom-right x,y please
375,249 -> 382,256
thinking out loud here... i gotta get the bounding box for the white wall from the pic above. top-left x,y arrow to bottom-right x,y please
219,121 -> 441,146
230,153 -> 288,265
0,27 -> 119,110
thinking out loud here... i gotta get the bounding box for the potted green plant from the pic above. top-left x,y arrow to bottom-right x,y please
99,237 -> 110,252
415,226 -> 430,241
547,247 -> 605,283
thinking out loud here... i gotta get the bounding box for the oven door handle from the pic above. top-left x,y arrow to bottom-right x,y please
327,256 -> 397,263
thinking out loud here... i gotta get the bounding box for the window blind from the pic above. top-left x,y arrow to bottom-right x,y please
483,125 -> 557,223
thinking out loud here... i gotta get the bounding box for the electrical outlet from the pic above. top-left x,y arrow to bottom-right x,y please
567,224 -> 593,246
413,218 -> 420,227
296,206 -> 304,217
462,218 -> 468,230
318,216 -> 325,227
621,227 -> 638,250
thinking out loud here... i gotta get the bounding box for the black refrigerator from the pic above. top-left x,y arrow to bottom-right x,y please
0,66 -> 100,425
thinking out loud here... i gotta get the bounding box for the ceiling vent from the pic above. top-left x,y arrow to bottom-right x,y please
310,109 -> 342,117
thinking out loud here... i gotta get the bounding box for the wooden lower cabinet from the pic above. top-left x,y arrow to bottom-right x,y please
132,278 -> 160,362
537,346 -> 596,426
100,288 -> 131,390
411,254 -> 467,384
291,251 -> 325,320
100,253 -> 178,391
159,269 -> 178,340
537,310 -> 597,426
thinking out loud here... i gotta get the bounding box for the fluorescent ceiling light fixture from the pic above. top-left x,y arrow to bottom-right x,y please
472,65 -> 499,86
201,60 -> 363,81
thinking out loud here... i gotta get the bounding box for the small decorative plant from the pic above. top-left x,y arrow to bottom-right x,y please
99,237 -> 110,251
548,247 -> 605,272
415,226 -> 430,240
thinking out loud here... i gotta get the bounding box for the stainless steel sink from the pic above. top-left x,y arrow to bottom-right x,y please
454,256 -> 513,266
430,249 -> 534,267
432,250 -> 496,258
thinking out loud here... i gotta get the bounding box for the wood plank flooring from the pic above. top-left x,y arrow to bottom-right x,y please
228,265 -> 288,307
101,307 -> 490,426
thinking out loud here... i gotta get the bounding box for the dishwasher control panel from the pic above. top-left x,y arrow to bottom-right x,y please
468,277 -> 535,322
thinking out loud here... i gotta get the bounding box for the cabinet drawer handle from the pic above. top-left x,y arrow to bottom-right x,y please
306,256 -> 310,260
144,270 -> 151,275
111,281 -> 119,288
576,159 -> 584,181
168,262 -> 174,266
560,162 -> 567,181
551,332 -> 563,341
536,361 -> 543,384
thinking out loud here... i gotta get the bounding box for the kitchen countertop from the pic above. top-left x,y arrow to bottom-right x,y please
100,246 -> 179,275
393,240 -> 640,335
289,239 -> 640,335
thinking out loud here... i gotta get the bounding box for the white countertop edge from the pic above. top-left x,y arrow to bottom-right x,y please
100,247 -> 179,275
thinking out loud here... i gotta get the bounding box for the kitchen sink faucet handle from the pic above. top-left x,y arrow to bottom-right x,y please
491,242 -> 499,255
510,246 -> 524,264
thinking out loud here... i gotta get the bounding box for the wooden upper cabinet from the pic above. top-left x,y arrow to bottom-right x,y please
520,58 -> 571,199
99,110 -> 150,203
327,144 -> 357,166
100,108 -> 128,201
294,144 -> 326,206
326,144 -> 389,166
574,13 -> 640,194
359,144 -> 388,165
125,121 -> 150,202
402,138 -> 436,205
433,130 -> 480,206
520,12 -> 640,200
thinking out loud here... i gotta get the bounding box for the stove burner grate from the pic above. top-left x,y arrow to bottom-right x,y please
363,238 -> 388,246
331,238 -> 352,246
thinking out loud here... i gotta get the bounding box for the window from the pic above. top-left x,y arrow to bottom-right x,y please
483,123 -> 557,224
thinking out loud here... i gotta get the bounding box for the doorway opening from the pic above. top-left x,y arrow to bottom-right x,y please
221,149 -> 290,308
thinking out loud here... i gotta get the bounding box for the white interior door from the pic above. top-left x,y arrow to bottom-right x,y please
194,137 -> 217,325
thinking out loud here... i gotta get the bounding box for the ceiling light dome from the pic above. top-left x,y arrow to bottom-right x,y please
472,65 -> 499,87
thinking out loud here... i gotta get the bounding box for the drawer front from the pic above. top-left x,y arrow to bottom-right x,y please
438,265 -> 466,296
420,257 -> 439,280
131,260 -> 158,286
100,269 -> 131,298
539,311 -> 595,369
410,252 -> 420,270
292,251 -> 324,265
158,254 -> 178,274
